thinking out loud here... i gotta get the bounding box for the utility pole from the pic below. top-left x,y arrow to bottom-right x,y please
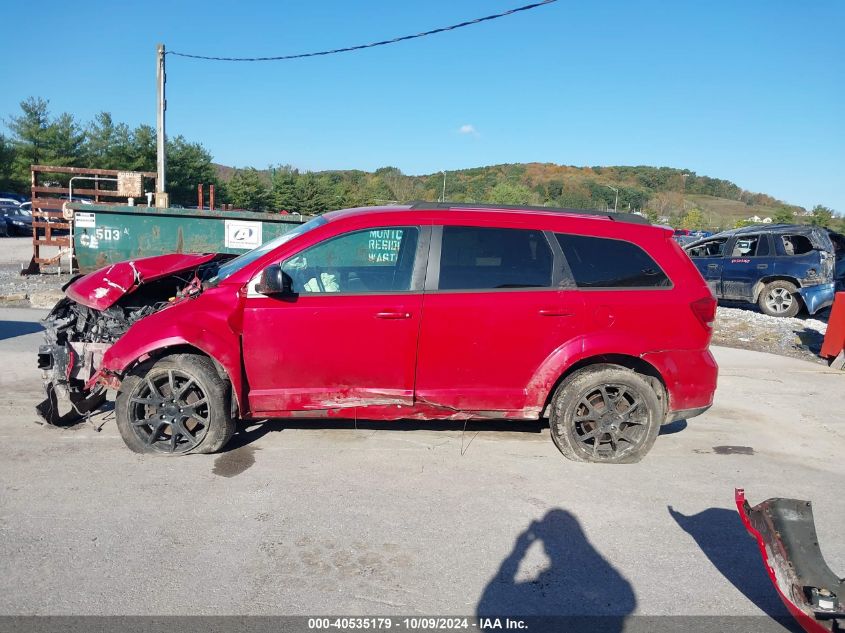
606,185 -> 619,213
441,171 -> 447,202
155,43 -> 169,208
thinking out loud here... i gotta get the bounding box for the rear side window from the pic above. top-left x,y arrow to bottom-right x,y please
731,235 -> 766,257
781,234 -> 813,255
556,234 -> 671,288
438,226 -> 553,290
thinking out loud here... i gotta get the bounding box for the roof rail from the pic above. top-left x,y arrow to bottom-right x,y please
406,201 -> 650,225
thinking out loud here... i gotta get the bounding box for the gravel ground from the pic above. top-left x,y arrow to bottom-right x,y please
712,304 -> 829,365
0,236 -> 834,363
0,237 -> 72,308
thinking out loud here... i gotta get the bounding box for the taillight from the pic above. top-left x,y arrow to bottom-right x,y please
691,296 -> 717,329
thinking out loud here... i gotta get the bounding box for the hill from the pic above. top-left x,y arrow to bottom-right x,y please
213,162 -> 808,231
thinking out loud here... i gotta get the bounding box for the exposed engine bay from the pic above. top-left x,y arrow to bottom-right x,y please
36,255 -> 233,425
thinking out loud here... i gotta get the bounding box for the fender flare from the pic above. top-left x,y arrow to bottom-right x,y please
98,315 -> 246,416
524,335 -> 666,412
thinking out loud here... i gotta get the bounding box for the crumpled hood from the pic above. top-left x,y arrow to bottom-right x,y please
65,253 -> 218,310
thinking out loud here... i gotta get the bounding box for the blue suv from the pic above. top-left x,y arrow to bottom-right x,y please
684,224 -> 835,318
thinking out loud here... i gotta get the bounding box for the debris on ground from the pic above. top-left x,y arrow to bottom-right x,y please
713,304 -> 828,365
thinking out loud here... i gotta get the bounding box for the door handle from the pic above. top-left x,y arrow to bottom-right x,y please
375,311 -> 411,319
539,309 -> 574,317
756,264 -> 768,269
707,264 -> 720,269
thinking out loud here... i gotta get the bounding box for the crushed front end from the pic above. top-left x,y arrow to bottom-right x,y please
36,297 -> 152,423
36,253 -> 232,425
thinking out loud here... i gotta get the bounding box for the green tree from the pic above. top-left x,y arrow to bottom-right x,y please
486,182 -> 538,205
85,112 -> 132,169
45,113 -> 84,167
270,165 -> 300,211
809,204 -> 834,227
7,97 -> 52,185
772,207 -> 794,224
227,168 -> 270,211
166,136 -> 219,206
128,124 -> 156,172
295,172 -> 330,215
0,134 -> 16,191
680,208 -> 704,230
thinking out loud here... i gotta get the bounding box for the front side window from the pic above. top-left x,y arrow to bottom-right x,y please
687,238 -> 728,258
437,226 -> 553,290
556,234 -> 670,288
281,227 -> 419,294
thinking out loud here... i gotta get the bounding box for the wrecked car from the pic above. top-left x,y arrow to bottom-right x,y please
37,203 -> 718,462
684,224 -> 836,317
736,489 -> 843,633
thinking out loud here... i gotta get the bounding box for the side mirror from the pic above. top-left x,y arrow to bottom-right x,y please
256,263 -> 294,296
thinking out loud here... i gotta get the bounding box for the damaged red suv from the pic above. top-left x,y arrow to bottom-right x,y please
38,203 -> 717,463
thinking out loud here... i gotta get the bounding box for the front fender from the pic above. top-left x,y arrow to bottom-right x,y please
99,292 -> 246,414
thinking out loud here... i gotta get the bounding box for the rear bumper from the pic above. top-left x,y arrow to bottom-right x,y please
641,348 -> 718,414
799,282 -> 835,315
664,404 -> 711,424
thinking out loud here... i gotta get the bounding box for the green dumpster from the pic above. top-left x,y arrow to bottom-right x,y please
69,204 -> 309,273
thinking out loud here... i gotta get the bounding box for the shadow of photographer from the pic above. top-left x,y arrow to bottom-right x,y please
477,509 -> 636,632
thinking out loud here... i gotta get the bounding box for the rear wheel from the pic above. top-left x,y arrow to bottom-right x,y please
115,354 -> 234,455
549,365 -> 662,464
758,280 -> 800,318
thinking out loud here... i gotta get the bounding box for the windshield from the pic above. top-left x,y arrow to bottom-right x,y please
209,215 -> 328,283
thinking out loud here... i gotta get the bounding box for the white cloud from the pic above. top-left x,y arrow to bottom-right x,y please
458,124 -> 479,137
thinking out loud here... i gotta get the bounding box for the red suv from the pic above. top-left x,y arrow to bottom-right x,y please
38,203 -> 717,463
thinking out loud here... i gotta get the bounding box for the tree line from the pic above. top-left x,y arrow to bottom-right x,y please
1,97 -> 840,231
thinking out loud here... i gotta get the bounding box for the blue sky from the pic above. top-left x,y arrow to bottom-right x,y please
2,0 -> 843,211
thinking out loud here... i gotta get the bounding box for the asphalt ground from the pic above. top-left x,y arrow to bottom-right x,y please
0,307 -> 843,627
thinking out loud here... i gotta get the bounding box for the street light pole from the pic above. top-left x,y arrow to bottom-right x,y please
606,185 -> 619,213
155,43 -> 168,208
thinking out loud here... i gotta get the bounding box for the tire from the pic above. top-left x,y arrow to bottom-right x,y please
549,365 -> 662,464
115,354 -> 235,455
758,280 -> 800,318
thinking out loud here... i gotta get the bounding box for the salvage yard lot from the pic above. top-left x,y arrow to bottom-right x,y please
0,307 -> 843,622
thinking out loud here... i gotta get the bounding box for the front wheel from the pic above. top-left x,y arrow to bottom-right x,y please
115,354 -> 235,455
758,280 -> 800,318
549,365 -> 662,464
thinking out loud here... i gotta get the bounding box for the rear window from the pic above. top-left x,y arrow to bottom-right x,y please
556,234 -> 671,288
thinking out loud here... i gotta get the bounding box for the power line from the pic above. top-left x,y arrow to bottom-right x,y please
168,1 -> 557,62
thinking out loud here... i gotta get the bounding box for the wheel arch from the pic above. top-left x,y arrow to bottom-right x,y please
540,353 -> 667,418
102,338 -> 244,418
752,275 -> 801,302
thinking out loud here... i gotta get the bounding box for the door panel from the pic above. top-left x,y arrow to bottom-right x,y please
243,293 -> 422,413
721,234 -> 772,300
414,289 -> 583,412
414,225 -> 583,413
686,238 -> 729,298
241,225 -> 426,415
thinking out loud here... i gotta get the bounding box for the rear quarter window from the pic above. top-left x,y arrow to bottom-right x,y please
556,234 -> 671,288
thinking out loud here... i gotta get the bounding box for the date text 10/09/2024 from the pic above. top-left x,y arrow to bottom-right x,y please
307,618 -> 528,630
